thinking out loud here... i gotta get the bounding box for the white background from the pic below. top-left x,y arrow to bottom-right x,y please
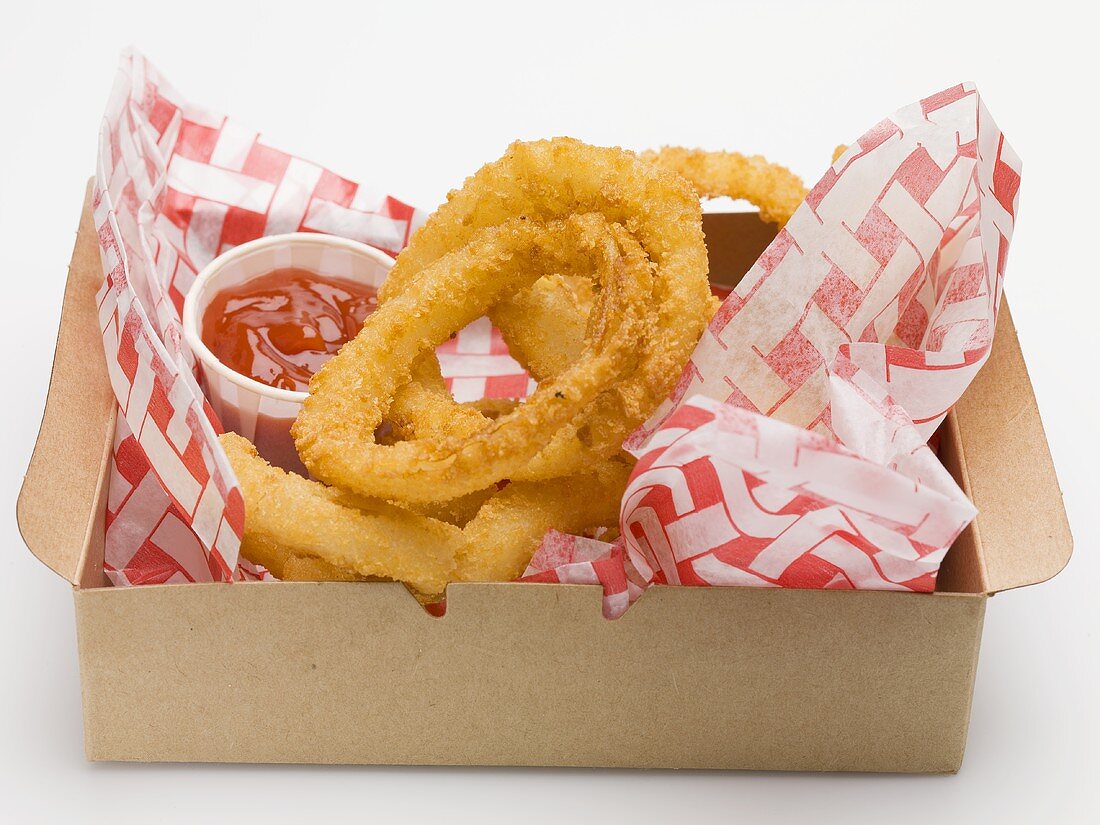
1,1 -> 1096,822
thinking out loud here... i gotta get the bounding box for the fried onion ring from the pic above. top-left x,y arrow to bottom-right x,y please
490,273 -> 593,380
640,146 -> 807,227
228,138 -> 713,597
462,397 -> 520,421
457,457 -> 631,582
293,213 -> 650,503
282,555 -> 373,582
379,138 -> 711,482
222,432 -> 462,595
226,433 -> 626,593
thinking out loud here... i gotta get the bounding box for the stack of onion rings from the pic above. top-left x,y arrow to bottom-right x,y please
221,138 -> 711,599
222,137 -> 809,601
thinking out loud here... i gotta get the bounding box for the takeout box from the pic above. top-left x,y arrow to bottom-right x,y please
17,183 -> 1072,773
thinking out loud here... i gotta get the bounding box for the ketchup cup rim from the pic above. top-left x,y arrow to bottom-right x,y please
182,232 -> 395,405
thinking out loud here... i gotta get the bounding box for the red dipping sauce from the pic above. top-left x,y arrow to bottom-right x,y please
201,267 -> 378,392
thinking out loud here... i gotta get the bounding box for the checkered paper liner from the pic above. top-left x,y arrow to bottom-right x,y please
525,84 -> 1019,616
524,396 -> 977,617
93,51 -> 1018,606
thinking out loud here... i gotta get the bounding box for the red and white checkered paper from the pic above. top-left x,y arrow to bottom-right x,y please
526,83 -> 1019,616
525,396 -> 976,617
93,52 -> 1018,610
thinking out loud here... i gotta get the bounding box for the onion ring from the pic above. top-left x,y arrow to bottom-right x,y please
457,456 -> 631,582
379,138 -> 711,482
226,432 -> 626,592
489,273 -> 593,381
222,432 -> 462,596
293,212 -> 650,503
640,146 -> 807,227
228,138 -> 713,596
282,555 -> 372,582
463,397 -> 520,421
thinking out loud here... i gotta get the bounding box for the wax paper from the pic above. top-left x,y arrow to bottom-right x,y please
529,84 -> 1018,615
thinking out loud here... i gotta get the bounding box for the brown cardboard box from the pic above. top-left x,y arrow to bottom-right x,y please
16,185 -> 1072,772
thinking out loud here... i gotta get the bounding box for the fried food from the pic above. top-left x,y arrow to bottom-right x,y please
462,397 -> 520,421
457,457 -> 631,582
222,432 -> 462,595
229,138 -> 713,596
641,146 -> 807,227
379,138 -> 712,482
237,533 -> 292,579
293,213 -> 651,504
282,555 -> 371,582
227,430 -> 625,589
406,485 -> 498,529
490,273 -> 593,380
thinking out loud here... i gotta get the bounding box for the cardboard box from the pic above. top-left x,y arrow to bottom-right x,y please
16,184 -> 1072,772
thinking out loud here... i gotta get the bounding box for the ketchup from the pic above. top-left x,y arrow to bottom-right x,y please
201,267 -> 377,392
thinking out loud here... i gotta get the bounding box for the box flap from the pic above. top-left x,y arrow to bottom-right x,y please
950,297 -> 1073,593
17,182 -> 116,585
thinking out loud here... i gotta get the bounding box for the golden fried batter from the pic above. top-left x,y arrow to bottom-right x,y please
642,146 -> 807,227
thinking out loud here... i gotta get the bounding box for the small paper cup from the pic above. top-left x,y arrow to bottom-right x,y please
182,233 -> 394,474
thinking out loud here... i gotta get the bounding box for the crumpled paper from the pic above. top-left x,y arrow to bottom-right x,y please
527,83 -> 1019,616
94,51 -> 1019,607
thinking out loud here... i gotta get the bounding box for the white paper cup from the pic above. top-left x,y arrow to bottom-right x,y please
182,233 -> 394,474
